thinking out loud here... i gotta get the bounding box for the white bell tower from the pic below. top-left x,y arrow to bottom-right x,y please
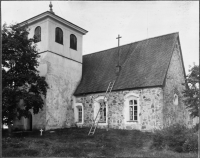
17,2 -> 88,130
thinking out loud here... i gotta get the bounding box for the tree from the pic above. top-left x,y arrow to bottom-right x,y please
182,64 -> 199,118
2,23 -> 48,131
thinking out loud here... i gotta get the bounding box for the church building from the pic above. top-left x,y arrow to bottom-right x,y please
13,4 -> 192,131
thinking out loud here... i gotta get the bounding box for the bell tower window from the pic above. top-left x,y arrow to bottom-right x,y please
34,26 -> 41,43
55,27 -> 63,45
70,34 -> 77,50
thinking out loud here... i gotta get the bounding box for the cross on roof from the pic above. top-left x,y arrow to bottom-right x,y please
116,35 -> 122,47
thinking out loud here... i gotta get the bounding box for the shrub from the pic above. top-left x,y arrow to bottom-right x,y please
151,123 -> 198,153
193,123 -> 199,132
182,132 -> 198,152
150,131 -> 165,150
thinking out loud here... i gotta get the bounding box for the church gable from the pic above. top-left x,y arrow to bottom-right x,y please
163,38 -> 190,127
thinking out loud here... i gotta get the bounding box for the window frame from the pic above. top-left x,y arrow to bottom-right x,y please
99,101 -> 107,123
70,34 -> 77,50
74,103 -> 84,125
129,106 -> 133,120
93,96 -> 108,125
78,107 -> 82,123
55,27 -> 63,45
133,102 -> 138,121
128,99 -> 138,121
124,93 -> 140,124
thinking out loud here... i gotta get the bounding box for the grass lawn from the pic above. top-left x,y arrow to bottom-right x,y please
2,127 -> 198,157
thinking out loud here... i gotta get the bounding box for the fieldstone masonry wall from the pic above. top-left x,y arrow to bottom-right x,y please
163,42 -> 191,128
75,87 -> 164,131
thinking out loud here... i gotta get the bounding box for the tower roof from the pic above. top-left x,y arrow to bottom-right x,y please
18,10 -> 88,35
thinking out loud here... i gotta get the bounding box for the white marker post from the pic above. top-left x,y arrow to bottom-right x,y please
40,129 -> 43,136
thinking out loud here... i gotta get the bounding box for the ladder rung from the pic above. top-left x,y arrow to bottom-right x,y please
89,133 -> 94,136
89,130 -> 95,134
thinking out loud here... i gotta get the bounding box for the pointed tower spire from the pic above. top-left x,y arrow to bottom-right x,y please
49,1 -> 55,14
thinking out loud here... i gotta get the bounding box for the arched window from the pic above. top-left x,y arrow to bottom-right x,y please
173,94 -> 178,105
55,27 -> 63,44
70,34 -> 77,50
124,93 -> 139,124
34,26 -> 41,43
74,103 -> 84,125
93,96 -> 108,125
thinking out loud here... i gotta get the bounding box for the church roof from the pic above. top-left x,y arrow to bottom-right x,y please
19,11 -> 88,35
74,32 -> 179,96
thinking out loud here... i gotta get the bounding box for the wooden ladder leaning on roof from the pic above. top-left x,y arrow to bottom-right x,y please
88,81 -> 115,136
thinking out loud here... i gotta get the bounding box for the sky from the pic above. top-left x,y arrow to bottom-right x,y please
2,1 -> 199,73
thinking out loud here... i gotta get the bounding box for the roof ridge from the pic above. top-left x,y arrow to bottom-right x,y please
122,33 -> 177,68
83,32 -> 179,57
83,43 -> 133,57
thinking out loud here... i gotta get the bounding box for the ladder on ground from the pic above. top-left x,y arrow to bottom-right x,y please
88,81 -> 115,136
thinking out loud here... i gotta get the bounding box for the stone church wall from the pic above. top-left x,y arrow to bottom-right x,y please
75,87 -> 164,131
163,42 -> 192,128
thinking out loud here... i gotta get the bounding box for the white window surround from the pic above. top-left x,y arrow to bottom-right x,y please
173,93 -> 178,105
74,103 -> 84,124
93,96 -> 108,125
124,93 -> 140,124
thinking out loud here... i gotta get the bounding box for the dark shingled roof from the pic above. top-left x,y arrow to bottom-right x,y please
74,33 -> 178,96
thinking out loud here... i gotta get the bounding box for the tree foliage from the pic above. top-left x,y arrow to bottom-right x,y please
2,23 -> 48,126
182,64 -> 199,118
